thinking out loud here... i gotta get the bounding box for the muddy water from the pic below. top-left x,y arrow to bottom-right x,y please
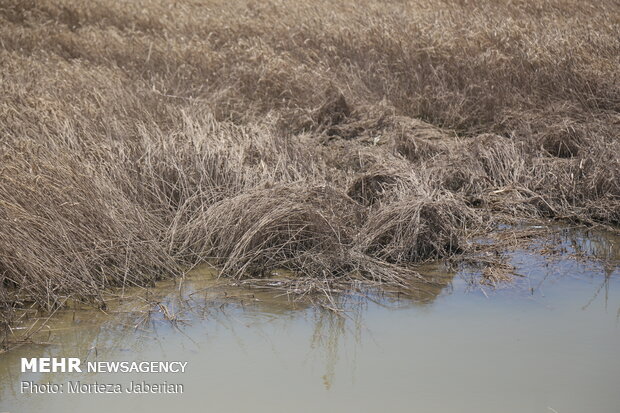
0,228 -> 619,413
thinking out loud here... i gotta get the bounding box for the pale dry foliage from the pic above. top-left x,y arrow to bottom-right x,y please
0,0 -> 618,317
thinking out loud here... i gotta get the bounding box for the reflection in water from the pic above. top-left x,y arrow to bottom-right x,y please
0,227 -> 618,413
559,227 -> 620,264
0,263 -> 455,393
566,229 -> 618,315
539,227 -> 619,315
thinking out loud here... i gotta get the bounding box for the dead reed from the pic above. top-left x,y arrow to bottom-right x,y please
0,0 -> 618,319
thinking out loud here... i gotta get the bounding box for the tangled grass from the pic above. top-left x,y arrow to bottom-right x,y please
0,0 -> 618,318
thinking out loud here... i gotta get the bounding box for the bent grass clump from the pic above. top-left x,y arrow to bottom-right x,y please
359,197 -> 476,265
1,0 -> 619,321
184,185 -> 363,279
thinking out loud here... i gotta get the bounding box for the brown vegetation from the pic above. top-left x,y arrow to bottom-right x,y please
0,0 -> 618,318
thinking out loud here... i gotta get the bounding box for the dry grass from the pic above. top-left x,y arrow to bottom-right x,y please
0,0 -> 618,319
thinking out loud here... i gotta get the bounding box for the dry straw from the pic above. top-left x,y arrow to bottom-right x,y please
0,0 -> 618,320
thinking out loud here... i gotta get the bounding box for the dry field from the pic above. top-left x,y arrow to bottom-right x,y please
0,0 -> 618,318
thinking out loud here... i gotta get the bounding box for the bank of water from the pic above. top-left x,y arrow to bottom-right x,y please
0,228 -> 618,412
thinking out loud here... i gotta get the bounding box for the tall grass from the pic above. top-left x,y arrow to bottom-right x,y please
0,0 -> 618,317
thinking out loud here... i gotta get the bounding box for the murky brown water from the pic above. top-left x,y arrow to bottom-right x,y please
1,227 -> 619,412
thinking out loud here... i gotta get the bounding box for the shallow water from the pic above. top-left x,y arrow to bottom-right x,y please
1,228 -> 619,413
